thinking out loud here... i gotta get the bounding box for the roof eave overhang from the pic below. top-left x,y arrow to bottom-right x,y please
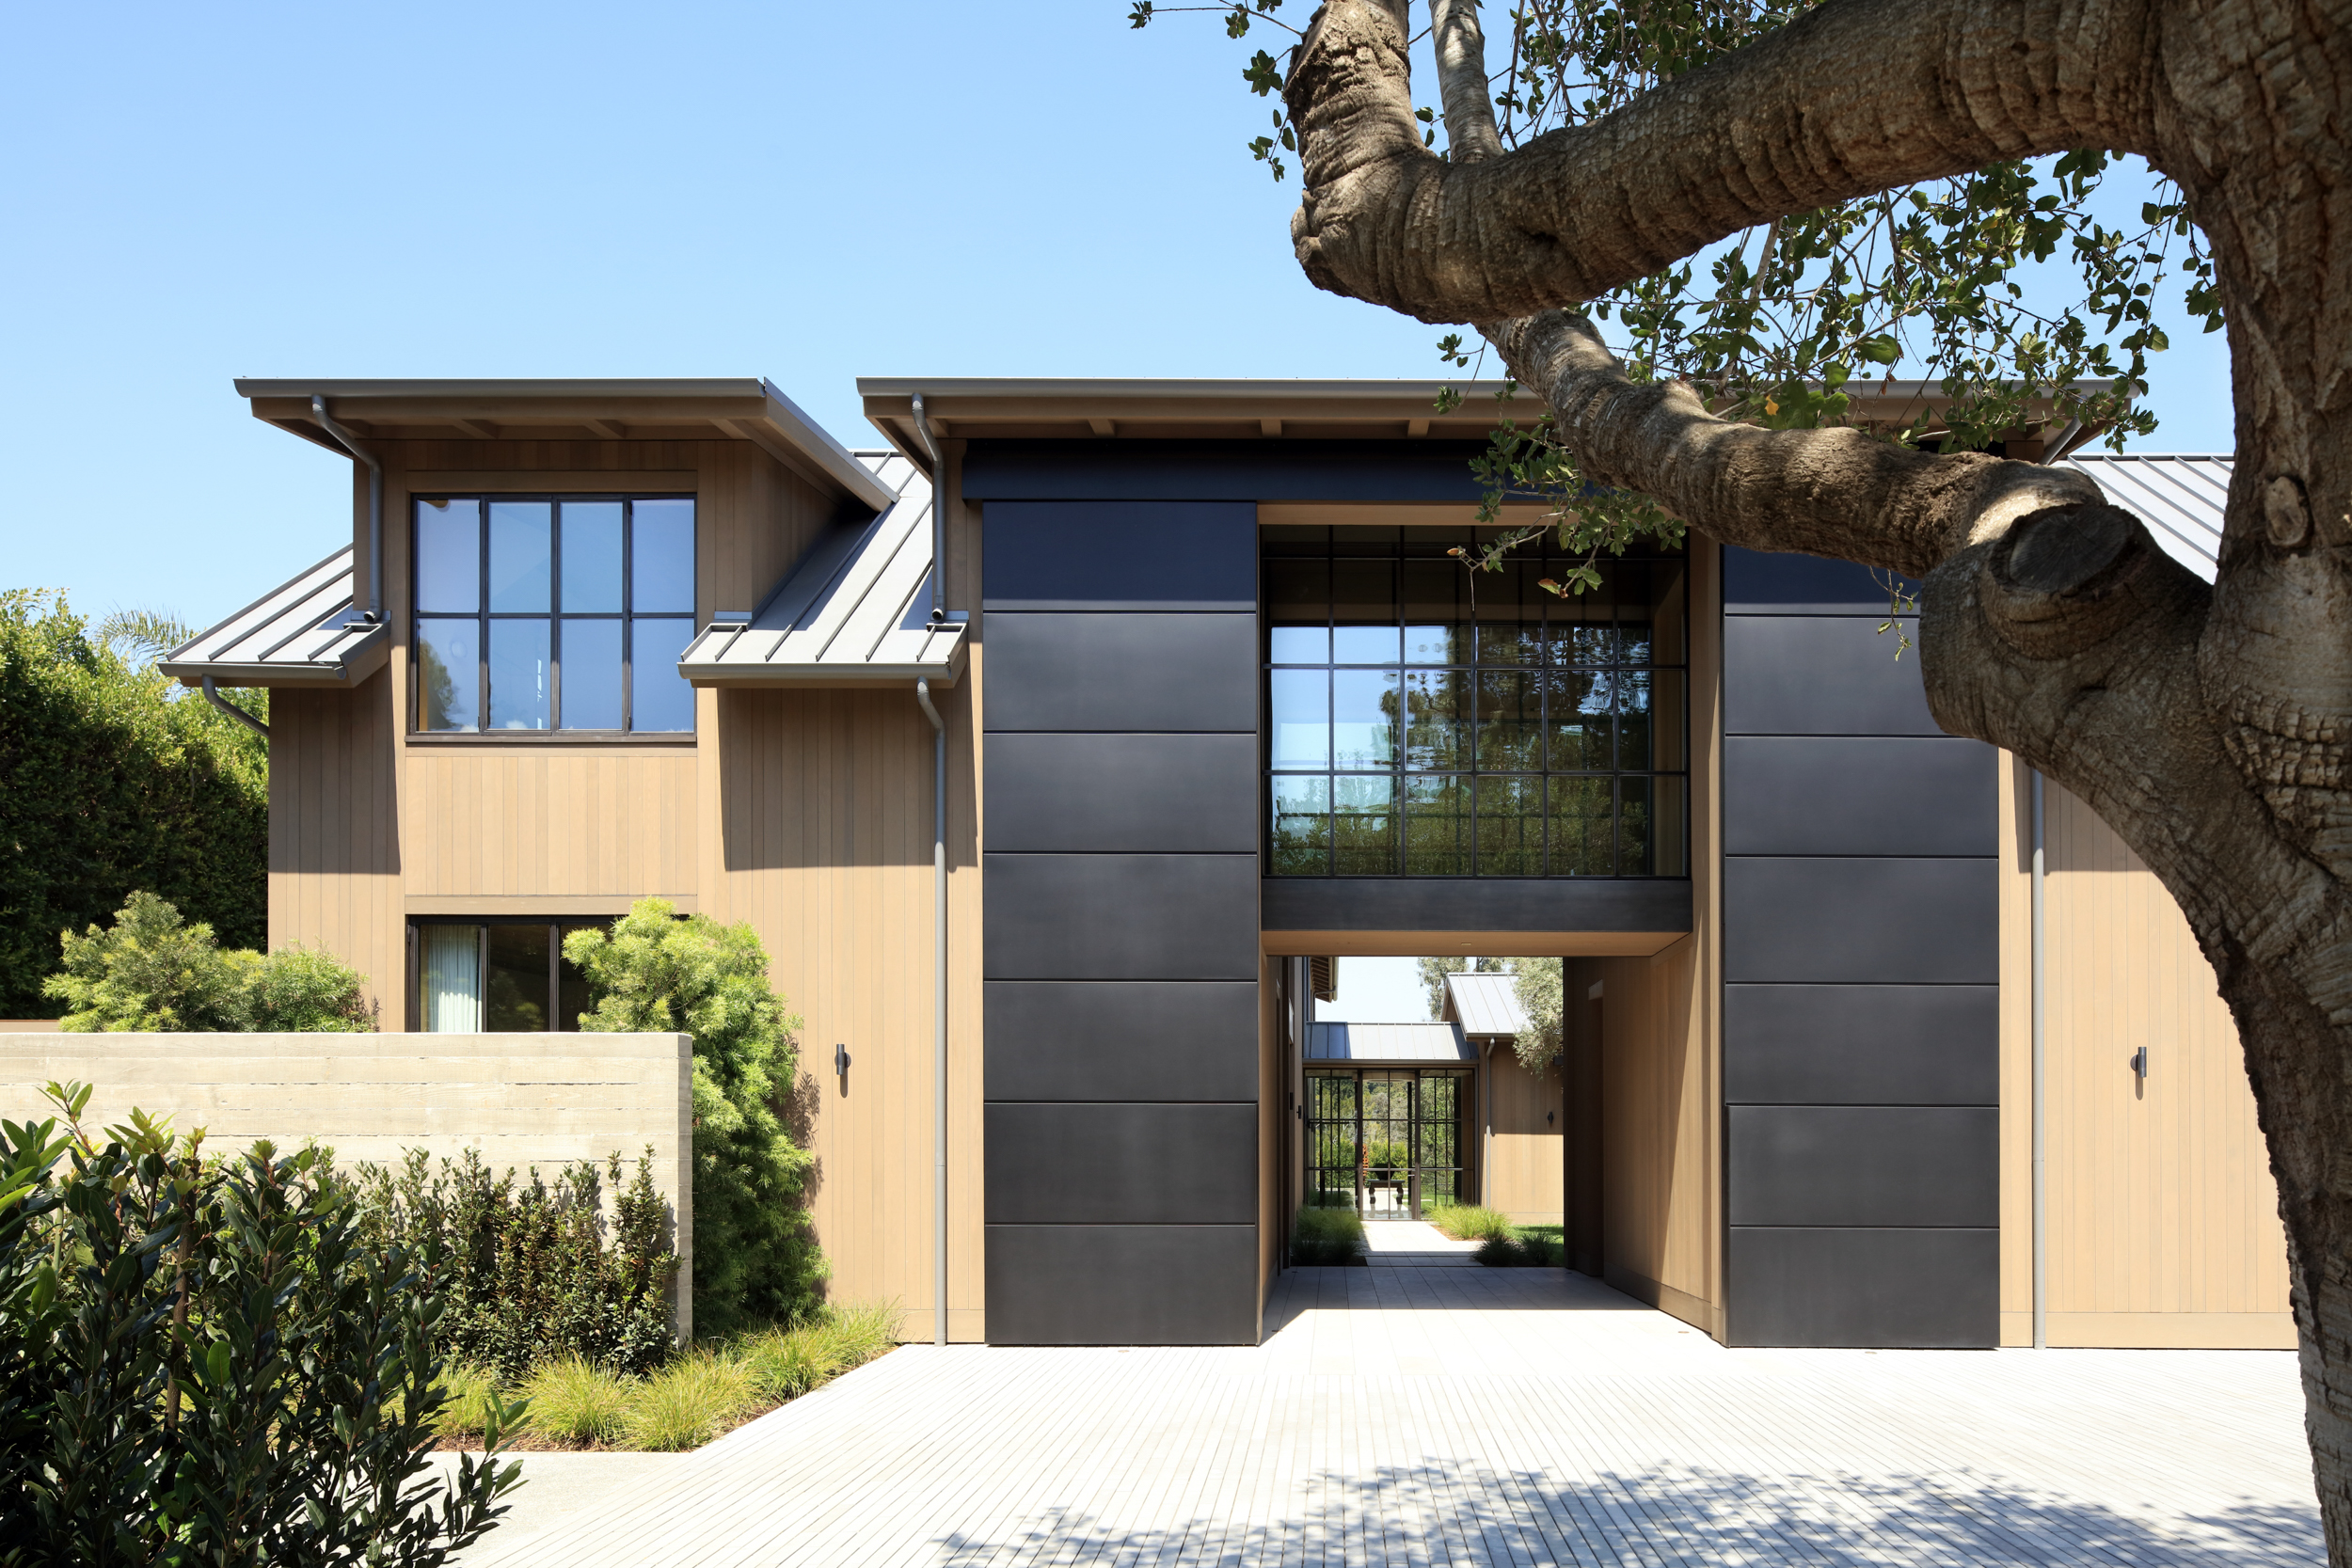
856,375 -> 2120,471
234,378 -> 895,512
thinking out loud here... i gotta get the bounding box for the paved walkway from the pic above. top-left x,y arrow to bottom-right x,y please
455,1267 -> 2320,1566
1360,1218 -> 1485,1267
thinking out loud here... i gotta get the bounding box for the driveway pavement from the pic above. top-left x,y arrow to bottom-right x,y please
452,1265 -> 2319,1566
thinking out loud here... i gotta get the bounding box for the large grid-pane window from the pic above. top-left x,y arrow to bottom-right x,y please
1267,525 -> 1687,878
413,496 -> 696,734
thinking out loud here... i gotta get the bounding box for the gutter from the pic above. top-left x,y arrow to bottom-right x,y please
200,675 -> 270,741
910,393 -> 951,1349
310,396 -> 385,623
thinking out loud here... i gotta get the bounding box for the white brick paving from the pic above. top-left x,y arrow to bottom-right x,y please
458,1266 -> 2320,1567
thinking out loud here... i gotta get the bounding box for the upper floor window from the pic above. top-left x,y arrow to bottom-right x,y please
413,496 -> 695,734
1265,525 -> 1688,879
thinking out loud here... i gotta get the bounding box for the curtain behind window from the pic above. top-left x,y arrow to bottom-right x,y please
421,926 -> 482,1032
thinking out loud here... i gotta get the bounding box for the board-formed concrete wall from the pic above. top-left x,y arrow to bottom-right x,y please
0,1031 -> 694,1337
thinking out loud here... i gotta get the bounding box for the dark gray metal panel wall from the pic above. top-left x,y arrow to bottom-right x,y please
981,499 -> 1262,1346
1721,546 -> 1999,1348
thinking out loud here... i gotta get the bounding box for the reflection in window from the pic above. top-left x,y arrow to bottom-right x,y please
411,921 -> 603,1032
412,496 -> 696,734
1265,524 -> 1688,878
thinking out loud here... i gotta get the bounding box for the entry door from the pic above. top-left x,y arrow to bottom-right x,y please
1305,1069 -> 1470,1220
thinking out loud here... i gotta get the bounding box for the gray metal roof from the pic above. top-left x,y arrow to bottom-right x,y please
678,451 -> 967,687
1442,972 -> 1531,1039
1307,1022 -> 1476,1064
158,546 -> 389,688
2059,453 -> 2230,584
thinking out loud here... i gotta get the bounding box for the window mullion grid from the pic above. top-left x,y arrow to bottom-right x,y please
550,502 -> 564,731
475,499 -> 490,733
621,499 -> 635,734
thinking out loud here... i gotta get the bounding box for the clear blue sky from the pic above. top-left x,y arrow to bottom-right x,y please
0,2 -> 2234,632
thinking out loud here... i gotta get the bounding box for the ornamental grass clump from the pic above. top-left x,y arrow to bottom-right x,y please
565,898 -> 822,1337
623,1353 -> 757,1452
519,1356 -> 634,1447
1426,1202 -> 1515,1243
1293,1204 -> 1367,1265
1475,1230 -> 1565,1268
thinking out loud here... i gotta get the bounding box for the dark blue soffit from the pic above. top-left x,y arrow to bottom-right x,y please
961,440 -> 1494,502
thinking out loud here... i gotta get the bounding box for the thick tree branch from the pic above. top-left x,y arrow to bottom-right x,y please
1483,309 -> 2100,578
1429,0 -> 1504,165
1286,0 -> 2162,323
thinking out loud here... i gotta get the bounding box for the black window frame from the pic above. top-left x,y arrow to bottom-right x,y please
409,493 -> 698,736
404,917 -> 603,1033
1263,524 -> 1691,879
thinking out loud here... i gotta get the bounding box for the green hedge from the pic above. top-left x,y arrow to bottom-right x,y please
0,592 -> 266,1017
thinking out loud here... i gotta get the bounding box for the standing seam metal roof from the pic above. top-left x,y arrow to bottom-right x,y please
676,451 -> 966,685
157,546 -> 388,687
1443,972 -> 1532,1039
2059,453 -> 2231,584
1306,1022 -> 1476,1064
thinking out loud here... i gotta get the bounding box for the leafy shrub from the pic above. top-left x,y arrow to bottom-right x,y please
565,899 -> 820,1337
0,591 -> 267,1017
1293,1204 -> 1367,1265
44,890 -> 373,1032
0,1081 -> 520,1564
352,1147 -> 679,1384
1364,1138 -> 1412,1175
520,1356 -> 634,1447
623,1353 -> 756,1452
1475,1230 -> 1565,1267
1426,1202 -> 1515,1242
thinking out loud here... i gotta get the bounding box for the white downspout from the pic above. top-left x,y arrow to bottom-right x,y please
1481,1039 -> 1495,1207
2032,768 -> 2048,1350
910,392 -> 950,1349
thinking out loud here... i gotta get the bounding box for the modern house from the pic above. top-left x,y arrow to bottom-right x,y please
157,376 -> 2283,1352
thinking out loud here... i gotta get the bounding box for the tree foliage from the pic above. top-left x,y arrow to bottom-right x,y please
564,900 -> 822,1337
1141,0 -> 2219,590
43,891 -> 372,1033
0,591 -> 266,1017
0,1082 -> 521,1566
1511,958 -> 1564,1075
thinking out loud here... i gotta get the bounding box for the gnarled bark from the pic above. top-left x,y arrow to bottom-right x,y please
1280,0 -> 2352,1553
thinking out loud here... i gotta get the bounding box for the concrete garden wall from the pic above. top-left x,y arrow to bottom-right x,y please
0,1030 -> 694,1336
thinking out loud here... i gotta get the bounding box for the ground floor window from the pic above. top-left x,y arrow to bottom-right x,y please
1306,1068 -> 1472,1219
407,920 -> 601,1032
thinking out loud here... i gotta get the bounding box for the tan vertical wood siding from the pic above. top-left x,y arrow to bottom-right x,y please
1484,1050 -> 1564,1222
2019,778 -> 2292,1347
269,679 -> 403,1022
1557,539 -> 1724,1338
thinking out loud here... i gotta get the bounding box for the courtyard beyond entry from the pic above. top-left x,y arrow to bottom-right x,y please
459,1268 -> 2315,1566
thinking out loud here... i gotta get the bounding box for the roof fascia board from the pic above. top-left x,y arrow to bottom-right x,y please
233,378 -> 893,511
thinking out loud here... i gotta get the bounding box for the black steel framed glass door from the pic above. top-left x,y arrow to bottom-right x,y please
1305,1068 -> 1470,1219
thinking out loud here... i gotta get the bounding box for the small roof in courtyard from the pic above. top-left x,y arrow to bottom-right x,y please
1443,972 -> 1531,1039
1307,1022 -> 1476,1065
677,451 -> 966,688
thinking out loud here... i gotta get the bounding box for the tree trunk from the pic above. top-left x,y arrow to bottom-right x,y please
1279,0 -> 2352,1551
